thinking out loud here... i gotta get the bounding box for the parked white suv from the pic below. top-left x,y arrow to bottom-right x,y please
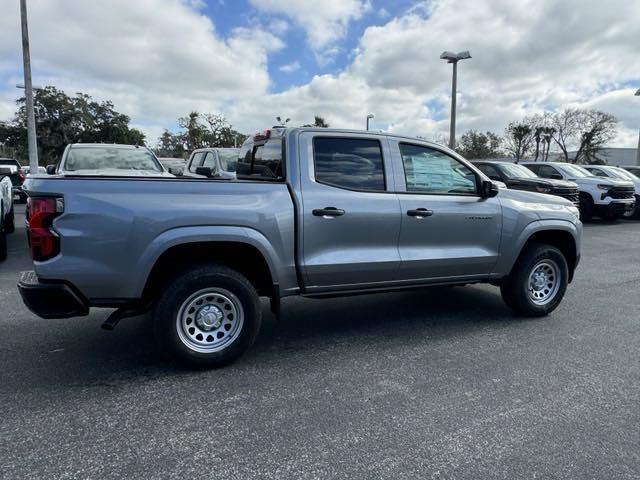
0,166 -> 16,261
583,165 -> 640,219
522,162 -> 635,221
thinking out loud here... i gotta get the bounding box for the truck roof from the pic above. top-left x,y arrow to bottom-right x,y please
67,143 -> 146,149
269,127 -> 450,152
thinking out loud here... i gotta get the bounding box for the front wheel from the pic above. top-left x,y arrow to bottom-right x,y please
4,207 -> 15,233
500,243 -> 569,317
0,207 -> 6,262
154,265 -> 262,368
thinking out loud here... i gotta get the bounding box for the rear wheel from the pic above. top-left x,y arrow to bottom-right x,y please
500,243 -> 569,317
154,265 -> 262,368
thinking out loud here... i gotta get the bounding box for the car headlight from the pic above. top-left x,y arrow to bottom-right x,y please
597,184 -> 612,191
536,186 -> 552,193
566,205 -> 580,220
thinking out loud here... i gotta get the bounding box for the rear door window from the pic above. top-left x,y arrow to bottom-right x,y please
313,137 -> 385,192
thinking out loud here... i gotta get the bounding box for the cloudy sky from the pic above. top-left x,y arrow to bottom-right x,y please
0,0 -> 638,148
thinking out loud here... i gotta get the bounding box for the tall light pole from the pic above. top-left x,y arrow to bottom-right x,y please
366,113 -> 374,131
635,88 -> 640,166
20,0 -> 38,170
440,50 -> 471,149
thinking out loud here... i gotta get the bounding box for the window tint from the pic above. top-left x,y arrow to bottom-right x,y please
202,152 -> 217,169
400,143 -> 477,195
476,163 -> 502,180
313,137 -> 385,191
537,165 -> 559,179
217,149 -> 239,172
189,152 -> 206,172
236,137 -> 284,180
588,167 -> 606,177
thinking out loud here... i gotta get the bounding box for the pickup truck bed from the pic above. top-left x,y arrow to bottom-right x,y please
19,128 -> 582,367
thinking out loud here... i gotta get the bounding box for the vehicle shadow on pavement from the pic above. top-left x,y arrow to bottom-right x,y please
1,285 -> 531,388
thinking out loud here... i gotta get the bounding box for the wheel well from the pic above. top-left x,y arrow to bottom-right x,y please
142,242 -> 275,301
521,230 -> 578,282
579,191 -> 593,203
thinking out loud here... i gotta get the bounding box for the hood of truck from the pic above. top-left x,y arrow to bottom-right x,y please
571,176 -> 633,188
498,187 -> 574,207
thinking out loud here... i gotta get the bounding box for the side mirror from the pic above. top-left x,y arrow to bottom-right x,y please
46,164 -> 57,175
0,167 -> 12,177
195,166 -> 213,177
481,180 -> 499,198
550,173 -> 563,180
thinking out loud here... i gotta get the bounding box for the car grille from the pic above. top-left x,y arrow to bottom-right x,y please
607,187 -> 635,200
552,188 -> 580,204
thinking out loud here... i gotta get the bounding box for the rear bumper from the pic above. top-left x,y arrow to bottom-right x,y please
17,270 -> 89,319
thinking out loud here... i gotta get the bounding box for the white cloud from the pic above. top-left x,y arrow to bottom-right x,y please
249,0 -> 370,55
0,0 -> 638,149
279,61 -> 301,73
0,0 -> 282,128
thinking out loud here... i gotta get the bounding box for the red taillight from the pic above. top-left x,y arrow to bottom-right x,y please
17,169 -> 26,184
26,197 -> 63,261
253,129 -> 271,141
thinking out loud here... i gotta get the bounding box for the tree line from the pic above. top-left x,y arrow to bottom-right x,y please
0,85 -> 617,166
456,108 -> 617,164
0,86 -> 145,164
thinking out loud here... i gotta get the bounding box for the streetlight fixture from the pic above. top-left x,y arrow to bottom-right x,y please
635,89 -> 640,166
366,113 -> 374,131
440,50 -> 471,149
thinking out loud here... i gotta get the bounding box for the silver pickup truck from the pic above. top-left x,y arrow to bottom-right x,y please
19,128 -> 582,367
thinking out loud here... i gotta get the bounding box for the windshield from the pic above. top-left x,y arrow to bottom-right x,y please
557,164 -> 592,178
217,149 -> 239,172
500,163 -> 537,179
608,168 -> 636,181
65,147 -> 162,172
0,159 -> 20,168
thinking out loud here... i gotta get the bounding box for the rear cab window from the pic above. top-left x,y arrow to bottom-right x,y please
236,129 -> 286,181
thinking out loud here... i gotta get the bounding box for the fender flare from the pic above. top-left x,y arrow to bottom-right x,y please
130,225 -> 282,298
497,218 -> 580,276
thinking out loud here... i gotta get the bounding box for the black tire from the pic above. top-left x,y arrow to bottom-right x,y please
500,243 -> 569,317
579,193 -> 594,222
0,206 -> 6,262
154,265 -> 262,368
4,207 -> 15,233
632,195 -> 640,220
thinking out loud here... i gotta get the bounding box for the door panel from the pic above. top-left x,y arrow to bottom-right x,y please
398,194 -> 501,279
390,140 -> 501,280
298,133 -> 402,289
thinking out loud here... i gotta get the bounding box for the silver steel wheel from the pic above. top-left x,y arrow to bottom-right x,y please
527,259 -> 561,306
176,288 -> 244,353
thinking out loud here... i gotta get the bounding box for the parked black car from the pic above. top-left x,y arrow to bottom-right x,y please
472,161 -> 580,207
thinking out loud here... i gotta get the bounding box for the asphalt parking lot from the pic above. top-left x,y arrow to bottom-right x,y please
1,205 -> 639,479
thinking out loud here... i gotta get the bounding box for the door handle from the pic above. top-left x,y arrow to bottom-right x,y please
407,208 -> 434,218
312,207 -> 345,217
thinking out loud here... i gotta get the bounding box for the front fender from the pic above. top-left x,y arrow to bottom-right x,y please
493,219 -> 581,276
